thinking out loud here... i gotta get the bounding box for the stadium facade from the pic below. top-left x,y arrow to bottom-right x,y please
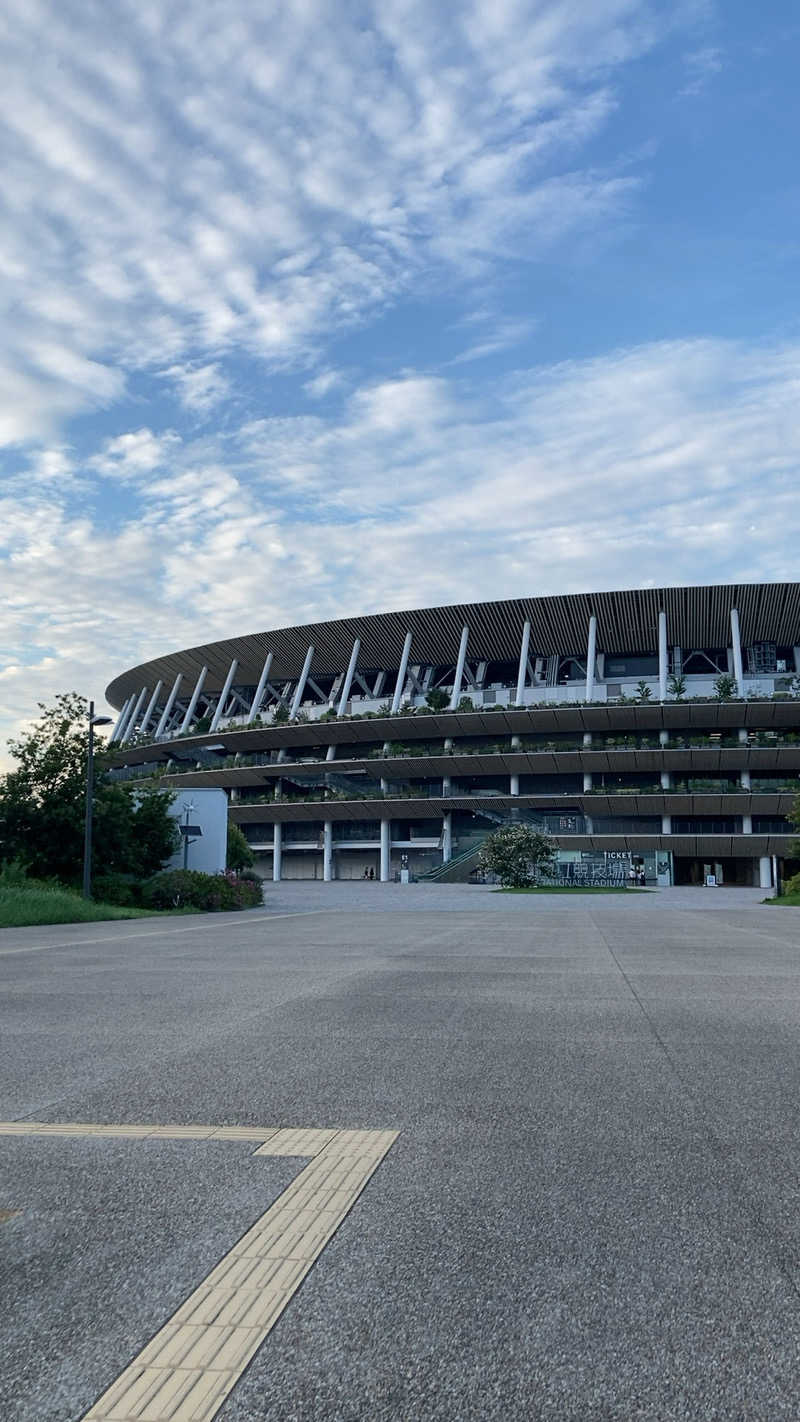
106,583 -> 800,889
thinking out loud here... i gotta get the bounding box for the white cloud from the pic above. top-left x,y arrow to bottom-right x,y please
162,362 -> 231,414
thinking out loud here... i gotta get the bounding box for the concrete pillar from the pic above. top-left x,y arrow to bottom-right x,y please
121,686 -> 148,744
759,856 -> 773,889
274,777 -> 282,802
659,729 -> 669,746
140,681 -> 163,737
658,609 -> 668,701
180,666 -> 208,734
510,774 -> 520,796
272,823 -> 282,881
391,632 -> 413,713
442,775 -> 451,796
740,769 -> 751,789
515,620 -> 531,704
585,615 -> 597,702
584,812 -> 593,834
739,728 -> 749,744
248,653 -> 273,723
290,645 -> 314,719
155,674 -> 183,738
380,820 -> 390,881
338,639 -> 360,715
730,608 -> 745,697
660,770 -> 671,789
210,660 -> 238,733
583,772 -> 592,792
109,696 -> 133,744
449,625 -> 470,710
442,812 -> 453,862
661,814 -> 672,834
583,732 -> 592,748
323,822 -> 333,881
326,744 -> 336,762
742,814 -> 752,834
380,777 -> 389,795
511,735 -> 521,750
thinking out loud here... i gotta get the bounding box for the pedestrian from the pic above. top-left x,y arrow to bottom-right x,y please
369,867 -> 375,881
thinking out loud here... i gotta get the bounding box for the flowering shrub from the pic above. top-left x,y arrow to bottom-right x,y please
142,869 -> 262,911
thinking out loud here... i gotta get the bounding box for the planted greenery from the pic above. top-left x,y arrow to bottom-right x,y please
142,869 -> 262,911
478,824 -> 556,889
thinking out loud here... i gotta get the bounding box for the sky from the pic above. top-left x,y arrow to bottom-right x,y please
2,0 -> 800,759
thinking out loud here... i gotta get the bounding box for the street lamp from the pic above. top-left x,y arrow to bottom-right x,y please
82,700 -> 112,899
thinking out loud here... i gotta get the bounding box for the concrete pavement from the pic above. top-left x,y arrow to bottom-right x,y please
2,884 -> 800,1419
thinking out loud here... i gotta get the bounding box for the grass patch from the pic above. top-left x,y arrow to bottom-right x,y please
766,894 -> 800,906
493,884 -> 638,894
0,881 -> 177,928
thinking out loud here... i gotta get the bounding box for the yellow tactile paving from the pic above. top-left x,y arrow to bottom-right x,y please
0,1119 -> 399,1422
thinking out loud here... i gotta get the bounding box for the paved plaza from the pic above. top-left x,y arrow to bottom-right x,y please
2,884 -> 800,1419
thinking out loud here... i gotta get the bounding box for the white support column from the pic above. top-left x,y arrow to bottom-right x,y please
583,732 -> 592,748
661,814 -> 672,834
272,823 -> 282,882
658,610 -> 668,701
155,674 -> 183,738
449,625 -> 470,710
380,820 -> 391,882
338,639 -> 360,715
117,695 -> 141,744
248,654 -> 273,723
210,659 -> 238,733
585,615 -> 597,702
759,856 -> 773,889
583,772 -> 592,792
740,769 -> 751,789
109,696 -> 132,744
121,686 -> 148,745
140,681 -> 163,737
510,774 -> 520,796
515,620 -> 531,705
326,743 -> 336,762
323,822 -> 333,881
391,632 -> 413,713
730,607 -> 745,697
290,646 -> 315,719
442,774 -> 451,796
659,729 -> 669,746
442,812 -> 453,863
180,666 -> 208,734
660,770 -> 671,789
742,814 -> 752,834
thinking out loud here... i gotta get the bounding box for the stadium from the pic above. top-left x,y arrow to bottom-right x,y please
106,583 -> 800,889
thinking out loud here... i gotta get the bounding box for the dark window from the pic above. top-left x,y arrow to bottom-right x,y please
604,655 -> 658,677
672,818 -> 741,834
752,817 -> 793,834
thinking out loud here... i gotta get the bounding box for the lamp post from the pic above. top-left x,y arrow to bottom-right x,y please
82,700 -> 112,899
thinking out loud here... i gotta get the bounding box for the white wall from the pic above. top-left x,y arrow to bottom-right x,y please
166,788 -> 228,874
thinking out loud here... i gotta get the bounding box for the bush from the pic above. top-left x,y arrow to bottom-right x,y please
92,873 -> 141,907
783,871 -> 800,897
141,868 -> 262,911
479,825 -> 557,888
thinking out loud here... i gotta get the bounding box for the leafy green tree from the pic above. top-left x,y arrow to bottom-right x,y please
227,821 -> 255,872
424,688 -> 449,711
667,673 -> 686,700
635,680 -> 652,703
479,824 -> 556,888
714,673 -> 737,701
0,693 -> 178,886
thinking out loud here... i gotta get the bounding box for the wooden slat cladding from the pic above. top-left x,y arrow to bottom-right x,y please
106,582 -> 800,708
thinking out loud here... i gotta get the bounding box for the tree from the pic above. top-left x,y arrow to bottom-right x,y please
479,824 -> 556,888
667,673 -> 686,700
714,673 -> 737,701
0,693 -> 178,885
424,688 -> 449,712
635,680 -> 652,703
227,821 -> 255,872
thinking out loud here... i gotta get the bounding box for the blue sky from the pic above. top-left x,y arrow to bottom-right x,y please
2,0 -> 800,755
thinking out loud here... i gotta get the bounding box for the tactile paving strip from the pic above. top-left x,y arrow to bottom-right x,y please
0,1122 -> 398,1421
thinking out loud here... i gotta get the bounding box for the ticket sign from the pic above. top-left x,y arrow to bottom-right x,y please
706,874 -> 717,886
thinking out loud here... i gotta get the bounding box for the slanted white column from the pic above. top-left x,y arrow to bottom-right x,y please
759,855 -> 773,889
121,686 -> 148,745
583,772 -> 592,792
391,632 -> 413,713
661,814 -> 672,834
660,770 -> 671,789
741,768 -> 751,789
510,774 -> 520,796
180,666 -> 208,734
448,625 -> 470,710
210,659 -> 238,733
140,681 -> 163,737
730,608 -> 745,697
155,674 -> 183,738
109,696 -> 133,744
742,814 -> 752,834
290,646 -> 314,719
326,743 -> 336,762
515,620 -> 531,705
272,823 -> 282,881
442,812 -> 453,862
585,615 -> 597,702
658,610 -> 668,701
248,653 -> 273,723
380,820 -> 391,881
338,639 -> 360,715
323,821 -> 333,881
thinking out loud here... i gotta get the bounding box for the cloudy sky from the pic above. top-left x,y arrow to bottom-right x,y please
2,0 -> 799,756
